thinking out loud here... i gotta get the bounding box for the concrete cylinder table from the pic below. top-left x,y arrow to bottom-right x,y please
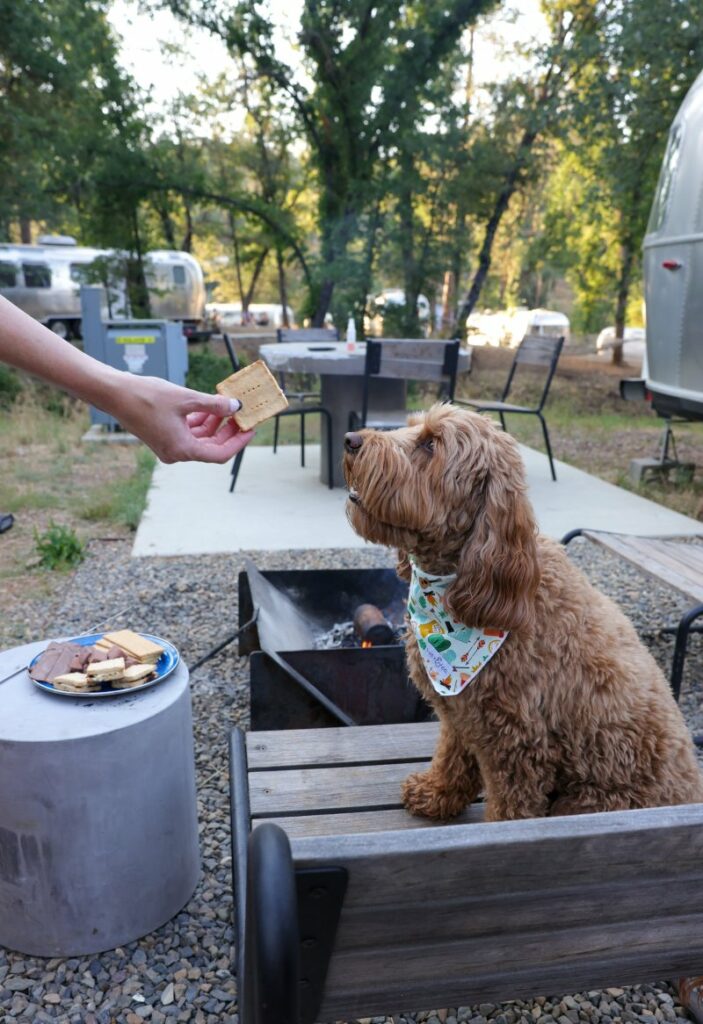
0,639 -> 200,957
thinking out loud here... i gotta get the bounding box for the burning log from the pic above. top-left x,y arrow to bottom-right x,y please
353,604 -> 395,647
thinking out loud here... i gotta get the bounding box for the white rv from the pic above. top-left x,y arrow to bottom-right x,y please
0,237 -> 207,339
642,69 -> 703,419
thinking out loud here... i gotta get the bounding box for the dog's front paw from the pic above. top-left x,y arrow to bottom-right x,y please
402,770 -> 467,821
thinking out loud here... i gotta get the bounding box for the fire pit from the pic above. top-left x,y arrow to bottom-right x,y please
238,560 -> 434,730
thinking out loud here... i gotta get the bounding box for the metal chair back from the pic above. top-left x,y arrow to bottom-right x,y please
222,333 -> 241,372
277,327 -> 339,343
361,338 -> 460,428
501,334 -> 564,412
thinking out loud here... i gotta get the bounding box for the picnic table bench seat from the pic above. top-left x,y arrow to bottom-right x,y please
229,721 -> 703,1024
562,530 -> 703,698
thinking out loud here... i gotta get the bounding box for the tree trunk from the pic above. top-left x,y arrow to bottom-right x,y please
180,200 -> 193,253
128,208 -> 151,319
441,271 -> 455,333
312,179 -> 360,326
612,240 -> 636,367
452,52 -> 561,337
243,247 -> 269,310
356,197 -> 383,334
276,246 -> 290,327
20,217 -> 31,244
453,138 -> 535,336
229,210 -> 247,315
157,204 -> 177,249
313,279 -> 335,327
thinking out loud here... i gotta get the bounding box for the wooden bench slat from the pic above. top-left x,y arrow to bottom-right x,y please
246,722 -> 439,770
583,532 -> 703,602
319,920 -> 703,1020
644,537 -> 703,580
331,874 -> 703,950
614,535 -> 703,587
292,804 -> 703,898
249,761 -> 425,816
253,803 -> 485,838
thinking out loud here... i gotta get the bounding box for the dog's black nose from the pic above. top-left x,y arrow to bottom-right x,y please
344,432 -> 363,453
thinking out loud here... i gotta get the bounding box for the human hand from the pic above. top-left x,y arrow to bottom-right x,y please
107,375 -> 255,464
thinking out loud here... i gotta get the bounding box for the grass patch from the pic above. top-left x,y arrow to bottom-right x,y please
0,487 -> 59,514
80,447 -> 156,531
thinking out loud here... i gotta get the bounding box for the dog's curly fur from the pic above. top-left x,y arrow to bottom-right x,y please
343,404 -> 703,821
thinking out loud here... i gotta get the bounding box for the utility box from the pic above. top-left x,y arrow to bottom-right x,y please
80,285 -> 188,429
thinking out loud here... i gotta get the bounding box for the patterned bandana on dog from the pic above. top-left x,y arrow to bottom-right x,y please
407,561 -> 508,696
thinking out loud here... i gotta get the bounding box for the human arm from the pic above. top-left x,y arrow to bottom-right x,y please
0,296 -> 254,463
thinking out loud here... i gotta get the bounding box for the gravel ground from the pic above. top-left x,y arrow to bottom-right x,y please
1,537 -> 703,1024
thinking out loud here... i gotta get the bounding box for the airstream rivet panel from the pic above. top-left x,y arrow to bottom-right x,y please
643,70 -> 703,420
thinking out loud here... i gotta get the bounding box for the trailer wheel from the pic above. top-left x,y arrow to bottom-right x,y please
48,320 -> 71,340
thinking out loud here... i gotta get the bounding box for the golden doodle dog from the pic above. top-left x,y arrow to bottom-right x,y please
343,404 -> 703,822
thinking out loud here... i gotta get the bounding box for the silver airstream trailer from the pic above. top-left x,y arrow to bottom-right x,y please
642,69 -> 703,420
0,237 -> 206,339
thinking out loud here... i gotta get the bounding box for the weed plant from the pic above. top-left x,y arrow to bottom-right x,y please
34,522 -> 85,570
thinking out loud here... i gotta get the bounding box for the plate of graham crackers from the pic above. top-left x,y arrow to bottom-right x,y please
28,629 -> 179,698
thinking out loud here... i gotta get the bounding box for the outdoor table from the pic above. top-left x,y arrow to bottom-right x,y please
0,639 -> 200,957
259,341 -> 470,487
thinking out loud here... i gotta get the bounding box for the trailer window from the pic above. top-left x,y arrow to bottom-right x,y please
0,262 -> 17,287
648,123 -> 682,233
22,263 -> 51,288
172,265 -> 186,285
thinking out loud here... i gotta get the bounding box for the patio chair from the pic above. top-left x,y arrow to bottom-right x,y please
272,327 -> 339,457
223,334 -> 334,493
454,333 -> 564,481
348,338 -> 461,432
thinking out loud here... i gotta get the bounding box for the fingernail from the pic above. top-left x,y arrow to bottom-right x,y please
228,398 -> 242,413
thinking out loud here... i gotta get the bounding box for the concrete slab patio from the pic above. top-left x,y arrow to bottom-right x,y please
132,442 -> 703,557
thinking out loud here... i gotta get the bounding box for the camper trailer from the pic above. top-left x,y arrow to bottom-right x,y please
642,69 -> 703,420
0,237 -> 207,339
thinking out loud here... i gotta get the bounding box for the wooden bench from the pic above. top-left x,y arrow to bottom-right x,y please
562,530 -> 703,699
229,721 -> 703,1024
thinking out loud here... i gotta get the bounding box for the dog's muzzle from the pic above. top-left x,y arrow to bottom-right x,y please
344,432 -> 363,454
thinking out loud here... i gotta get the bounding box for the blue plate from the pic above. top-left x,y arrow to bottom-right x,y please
28,633 -> 180,698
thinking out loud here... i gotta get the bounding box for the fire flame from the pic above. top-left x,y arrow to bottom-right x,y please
361,640 -> 373,649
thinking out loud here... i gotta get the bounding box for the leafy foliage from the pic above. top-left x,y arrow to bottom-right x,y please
34,522 -> 85,571
186,349 -> 238,394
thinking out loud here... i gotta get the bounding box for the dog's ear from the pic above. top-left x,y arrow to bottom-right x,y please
396,549 -> 411,581
446,471 -> 540,634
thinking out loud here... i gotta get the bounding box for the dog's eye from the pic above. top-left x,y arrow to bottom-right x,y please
419,437 -> 435,454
